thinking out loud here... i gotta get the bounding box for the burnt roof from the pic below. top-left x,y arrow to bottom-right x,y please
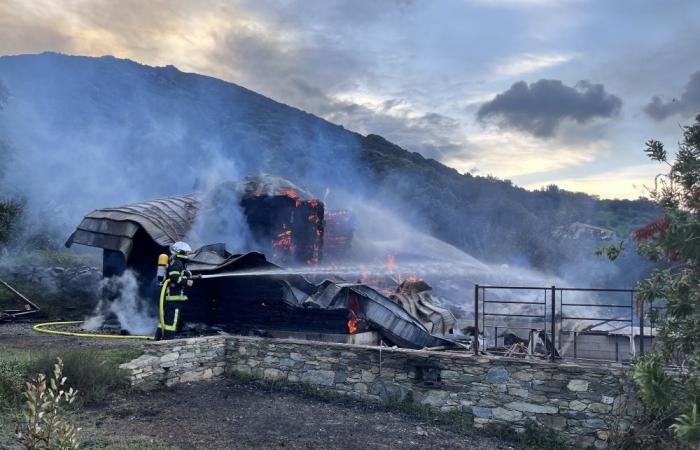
65,174 -> 318,258
65,194 -> 200,255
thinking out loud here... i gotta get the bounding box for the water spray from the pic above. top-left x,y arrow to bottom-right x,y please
192,259 -> 494,280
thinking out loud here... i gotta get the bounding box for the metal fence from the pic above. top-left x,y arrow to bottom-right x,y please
473,284 -> 662,363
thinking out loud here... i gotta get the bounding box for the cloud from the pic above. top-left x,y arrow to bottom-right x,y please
442,129 -> 603,179
492,52 -> 577,78
476,79 -> 622,137
320,90 -> 467,160
644,70 -> 700,121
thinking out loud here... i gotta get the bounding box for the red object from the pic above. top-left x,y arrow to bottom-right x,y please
633,217 -> 671,241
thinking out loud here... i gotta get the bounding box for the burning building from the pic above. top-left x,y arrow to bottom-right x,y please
65,175 -> 458,349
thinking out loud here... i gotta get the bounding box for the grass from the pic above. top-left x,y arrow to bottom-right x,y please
0,346 -> 143,449
0,347 -> 142,411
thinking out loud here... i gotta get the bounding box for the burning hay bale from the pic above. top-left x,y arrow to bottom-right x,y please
238,176 -> 324,266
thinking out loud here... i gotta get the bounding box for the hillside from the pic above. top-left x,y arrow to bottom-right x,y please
0,52 -> 658,286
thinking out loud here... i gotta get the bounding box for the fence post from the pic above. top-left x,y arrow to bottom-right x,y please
551,285 -> 556,361
474,284 -> 479,355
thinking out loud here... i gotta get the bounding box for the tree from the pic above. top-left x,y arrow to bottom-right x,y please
627,113 -> 700,447
635,113 -> 700,358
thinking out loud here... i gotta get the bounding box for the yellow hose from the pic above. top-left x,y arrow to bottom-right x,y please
32,321 -> 155,340
159,281 -> 168,333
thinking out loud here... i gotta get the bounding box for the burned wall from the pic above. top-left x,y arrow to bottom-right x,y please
120,336 -> 640,449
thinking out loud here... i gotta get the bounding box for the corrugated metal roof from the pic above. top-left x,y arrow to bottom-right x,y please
65,194 -> 200,254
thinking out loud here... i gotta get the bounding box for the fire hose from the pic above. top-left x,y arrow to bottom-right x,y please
32,321 -> 155,340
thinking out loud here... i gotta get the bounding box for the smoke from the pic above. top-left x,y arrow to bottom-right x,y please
0,53 -> 366,239
0,52 -> 648,309
84,270 -> 156,335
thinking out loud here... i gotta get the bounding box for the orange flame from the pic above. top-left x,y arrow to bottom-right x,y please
347,319 -> 358,334
276,188 -> 301,207
273,225 -> 294,251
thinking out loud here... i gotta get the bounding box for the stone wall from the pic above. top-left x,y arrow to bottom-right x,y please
120,335 -> 638,448
120,336 -> 226,388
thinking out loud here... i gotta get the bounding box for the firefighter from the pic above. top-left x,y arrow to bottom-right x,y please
155,241 -> 194,340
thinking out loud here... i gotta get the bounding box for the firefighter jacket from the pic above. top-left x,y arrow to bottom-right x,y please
165,255 -> 191,301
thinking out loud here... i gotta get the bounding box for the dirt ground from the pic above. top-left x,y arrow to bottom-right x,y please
76,381 -> 515,450
0,320 -> 142,352
1,322 -> 516,450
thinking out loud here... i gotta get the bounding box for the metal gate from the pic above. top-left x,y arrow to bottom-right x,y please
473,284 -> 662,362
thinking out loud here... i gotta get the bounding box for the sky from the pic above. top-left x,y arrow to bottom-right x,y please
1,0 -> 699,199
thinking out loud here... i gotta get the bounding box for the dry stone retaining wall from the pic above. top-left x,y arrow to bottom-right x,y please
120,335 -> 638,449
120,336 -> 226,389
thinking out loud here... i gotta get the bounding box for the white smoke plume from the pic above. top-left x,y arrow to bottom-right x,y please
84,270 -> 156,335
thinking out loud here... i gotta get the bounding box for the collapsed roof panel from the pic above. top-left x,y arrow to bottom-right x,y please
65,194 -> 199,257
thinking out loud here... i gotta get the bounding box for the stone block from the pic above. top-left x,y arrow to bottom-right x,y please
472,406 -> 493,418
301,370 -> 335,386
361,369 -> 375,382
492,407 -> 523,421
512,371 -> 533,381
485,366 -> 510,384
588,403 -> 611,413
179,370 -> 204,383
353,383 -> 368,394
569,400 -> 587,411
537,414 -> 567,430
567,379 -> 589,392
507,387 -> 528,398
159,352 -> 179,363
505,401 -> 558,414
583,418 -> 607,429
263,368 -> 283,379
371,382 -> 413,402
418,390 -> 450,407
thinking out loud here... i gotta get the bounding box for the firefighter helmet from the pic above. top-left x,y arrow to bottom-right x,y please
170,241 -> 192,256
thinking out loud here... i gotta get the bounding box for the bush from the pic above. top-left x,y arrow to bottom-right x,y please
16,358 -> 80,450
631,354 -> 676,411
0,356 -> 30,410
29,350 -> 128,404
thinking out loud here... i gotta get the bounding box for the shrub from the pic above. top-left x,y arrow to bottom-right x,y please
631,354 -> 676,411
16,358 -> 81,450
29,350 -> 128,404
0,356 -> 30,410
